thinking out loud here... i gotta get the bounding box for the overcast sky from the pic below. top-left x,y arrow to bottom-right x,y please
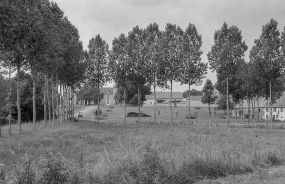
52,0 -> 285,92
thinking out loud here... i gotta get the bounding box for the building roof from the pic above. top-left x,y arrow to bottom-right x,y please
145,92 -> 182,99
261,95 -> 285,108
100,87 -> 113,95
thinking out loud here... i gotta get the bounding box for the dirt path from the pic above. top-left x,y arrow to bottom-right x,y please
74,105 -> 97,121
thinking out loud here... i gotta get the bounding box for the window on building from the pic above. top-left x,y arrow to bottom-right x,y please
281,108 -> 283,112
273,108 -> 276,112
273,115 -> 275,119
266,115 -> 268,119
106,100 -> 110,105
276,115 -> 279,119
266,108 -> 268,112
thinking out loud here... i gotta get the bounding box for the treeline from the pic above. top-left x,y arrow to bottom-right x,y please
0,0 -> 86,135
208,19 -> 285,126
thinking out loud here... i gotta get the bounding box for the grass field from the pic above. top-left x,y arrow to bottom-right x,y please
1,106 -> 285,183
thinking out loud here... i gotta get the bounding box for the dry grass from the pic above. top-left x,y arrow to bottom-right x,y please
1,119 -> 285,183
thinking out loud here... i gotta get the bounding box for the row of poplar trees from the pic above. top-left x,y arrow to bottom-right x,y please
0,0 -> 86,135
208,19 -> 285,127
87,23 -> 208,125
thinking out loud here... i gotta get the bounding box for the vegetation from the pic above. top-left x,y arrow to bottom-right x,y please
1,121 -> 285,183
201,79 -> 217,117
182,89 -> 203,97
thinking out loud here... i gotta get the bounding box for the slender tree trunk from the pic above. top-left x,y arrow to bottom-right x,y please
16,64 -> 21,132
52,78 -> 55,125
64,85 -> 67,122
233,103 -> 236,123
56,82 -> 59,124
253,97 -> 256,123
47,79 -> 51,126
97,83 -> 100,124
60,83 -> 63,123
257,97 -> 260,122
124,88 -> 126,124
8,66 -> 12,134
270,81 -> 272,128
242,99 -> 244,123
188,83 -> 191,125
138,84 -> 141,123
71,87 -> 74,122
154,76 -> 157,124
68,86 -> 71,121
226,76 -> 229,126
44,74 -> 47,127
32,70 -> 36,130
208,104 -> 211,117
170,80 -> 173,126
247,97 -> 250,125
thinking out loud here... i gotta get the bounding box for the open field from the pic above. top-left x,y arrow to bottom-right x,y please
1,117 -> 285,183
75,105 -> 285,128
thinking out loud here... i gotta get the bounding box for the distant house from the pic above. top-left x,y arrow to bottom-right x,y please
74,85 -> 117,106
144,92 -> 182,106
231,96 -> 285,121
263,96 -> 285,121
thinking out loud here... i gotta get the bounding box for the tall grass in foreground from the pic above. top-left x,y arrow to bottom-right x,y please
1,132 -> 284,184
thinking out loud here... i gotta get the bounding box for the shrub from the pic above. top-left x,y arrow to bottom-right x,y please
38,152 -> 70,184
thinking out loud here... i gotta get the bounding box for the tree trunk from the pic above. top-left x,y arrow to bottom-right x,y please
8,66 -> 12,134
16,64 -> 21,132
56,82 -> 59,124
47,79 -> 51,126
208,104 -> 211,117
257,97 -> 260,121
170,80 -> 173,126
60,83 -> 63,123
226,76 -> 229,126
52,78 -> 55,125
154,77 -> 157,124
32,70 -> 36,130
71,87 -> 74,122
253,97 -> 256,123
138,85 -> 141,123
247,97 -> 250,125
234,103 -> 237,123
124,88 -> 126,124
97,83 -> 100,124
68,86 -> 71,121
270,81 -> 272,128
242,99 -> 244,123
44,74 -> 47,127
188,83 -> 191,125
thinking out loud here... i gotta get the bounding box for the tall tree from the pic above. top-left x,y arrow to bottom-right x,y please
160,23 -> 184,125
201,79 -> 217,117
179,23 -> 207,124
143,23 -> 164,124
207,22 -> 248,126
109,34 -> 130,124
127,26 -> 147,123
86,34 -> 109,123
251,19 -> 284,127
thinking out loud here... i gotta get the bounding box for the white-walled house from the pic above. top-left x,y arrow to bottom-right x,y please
263,97 -> 285,121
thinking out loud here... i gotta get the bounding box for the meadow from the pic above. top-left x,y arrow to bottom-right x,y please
1,106 -> 285,183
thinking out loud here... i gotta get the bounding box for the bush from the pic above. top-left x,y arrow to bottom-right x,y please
126,112 -> 151,117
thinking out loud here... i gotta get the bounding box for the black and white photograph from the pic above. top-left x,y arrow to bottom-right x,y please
1,0 -> 285,183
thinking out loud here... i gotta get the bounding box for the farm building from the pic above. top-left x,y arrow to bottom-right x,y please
144,92 -> 182,106
263,97 -> 285,121
74,85 -> 117,106
231,96 -> 285,121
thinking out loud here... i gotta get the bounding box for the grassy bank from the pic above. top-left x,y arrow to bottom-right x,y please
0,121 -> 285,183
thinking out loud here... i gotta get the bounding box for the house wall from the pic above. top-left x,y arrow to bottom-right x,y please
264,107 -> 285,121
